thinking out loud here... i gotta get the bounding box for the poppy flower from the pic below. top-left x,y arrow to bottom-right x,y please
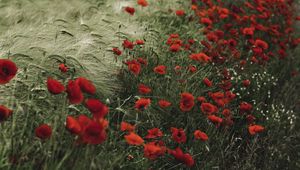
189,53 -> 211,63
242,27 -> 255,37
254,39 -> 269,50
0,59 -> 18,84
176,10 -> 185,16
120,122 -> 136,132
137,57 -> 148,65
222,109 -> 231,117
242,79 -> 251,87
124,132 -> 144,146
124,7 -> 135,15
188,65 -> 197,73
0,105 -> 13,122
169,44 -> 181,52
81,121 -> 107,144
47,78 -> 65,95
76,77 -> 96,95
246,114 -> 256,124
85,99 -> 109,119
203,77 -> 213,87
201,102 -> 218,115
144,142 -> 165,160
134,98 -> 151,110
59,63 -> 68,73
35,124 -> 52,140
138,84 -> 151,94
248,125 -> 264,135
180,92 -> 194,112
112,47 -> 122,56
135,39 -> 145,45
194,130 -> 208,141
137,0 -> 148,7
66,116 -> 82,135
66,80 -> 84,104
169,147 -> 195,167
170,127 -> 186,144
145,128 -> 163,139
153,65 -> 167,75
197,96 -> 206,103
200,18 -> 212,26
208,115 -> 223,124
158,100 -> 171,108
239,102 -> 252,113
123,39 -> 134,49
126,60 -> 141,75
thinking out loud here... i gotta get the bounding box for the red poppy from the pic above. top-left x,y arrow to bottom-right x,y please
144,142 -> 166,160
222,109 -> 231,117
188,65 -> 197,73
85,99 -> 109,119
176,10 -> 185,16
0,59 -> 18,84
169,44 -> 181,52
200,17 -> 212,26
194,130 -> 208,141
254,39 -> 269,50
138,84 -> 151,94
153,65 -> 167,75
123,39 -> 134,49
239,102 -> 252,113
203,77 -> 213,87
46,78 -> 65,95
170,127 -> 186,144
158,100 -> 172,108
125,132 -> 144,146
169,147 -> 195,167
197,96 -> 206,103
248,125 -> 264,135
189,53 -> 211,63
180,92 -> 195,112
35,124 -> 52,140
81,120 -> 107,145
137,57 -> 148,65
0,105 -> 13,122
208,115 -> 223,124
66,116 -> 82,135
66,80 -> 84,104
137,0 -> 148,7
145,128 -> 163,139
76,77 -> 96,95
242,79 -> 251,87
242,27 -> 255,36
126,60 -> 141,75
120,122 -> 136,132
112,47 -> 122,56
135,39 -> 145,45
124,7 -> 135,15
246,114 -> 256,124
134,98 -> 151,110
201,102 -> 218,115
59,63 -> 68,73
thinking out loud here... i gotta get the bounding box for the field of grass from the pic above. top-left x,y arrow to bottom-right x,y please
0,0 -> 299,169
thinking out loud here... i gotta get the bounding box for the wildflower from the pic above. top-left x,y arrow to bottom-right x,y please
123,39 -> 134,49
112,47 -> 122,56
203,77 -> 213,87
144,142 -> 166,160
137,0 -> 148,7
145,128 -> 163,139
85,99 -> 109,119
194,130 -> 208,141
47,78 -> 65,95
0,105 -> 13,122
170,127 -> 186,143
248,125 -> 265,135
169,147 -> 195,167
35,124 -> 52,140
138,84 -> 151,94
135,98 -> 151,110
169,44 -> 181,52
81,120 -> 107,145
120,122 -> 136,132
158,100 -> 172,108
176,10 -> 185,16
0,59 -> 18,84
125,132 -> 144,146
124,7 -> 135,15
59,63 -> 68,73
66,80 -> 84,104
180,92 -> 194,112
66,116 -> 82,135
76,77 -> 96,95
208,115 -> 223,124
201,102 -> 218,115
153,65 -> 167,75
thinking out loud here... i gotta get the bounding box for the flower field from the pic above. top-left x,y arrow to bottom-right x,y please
0,0 -> 300,169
